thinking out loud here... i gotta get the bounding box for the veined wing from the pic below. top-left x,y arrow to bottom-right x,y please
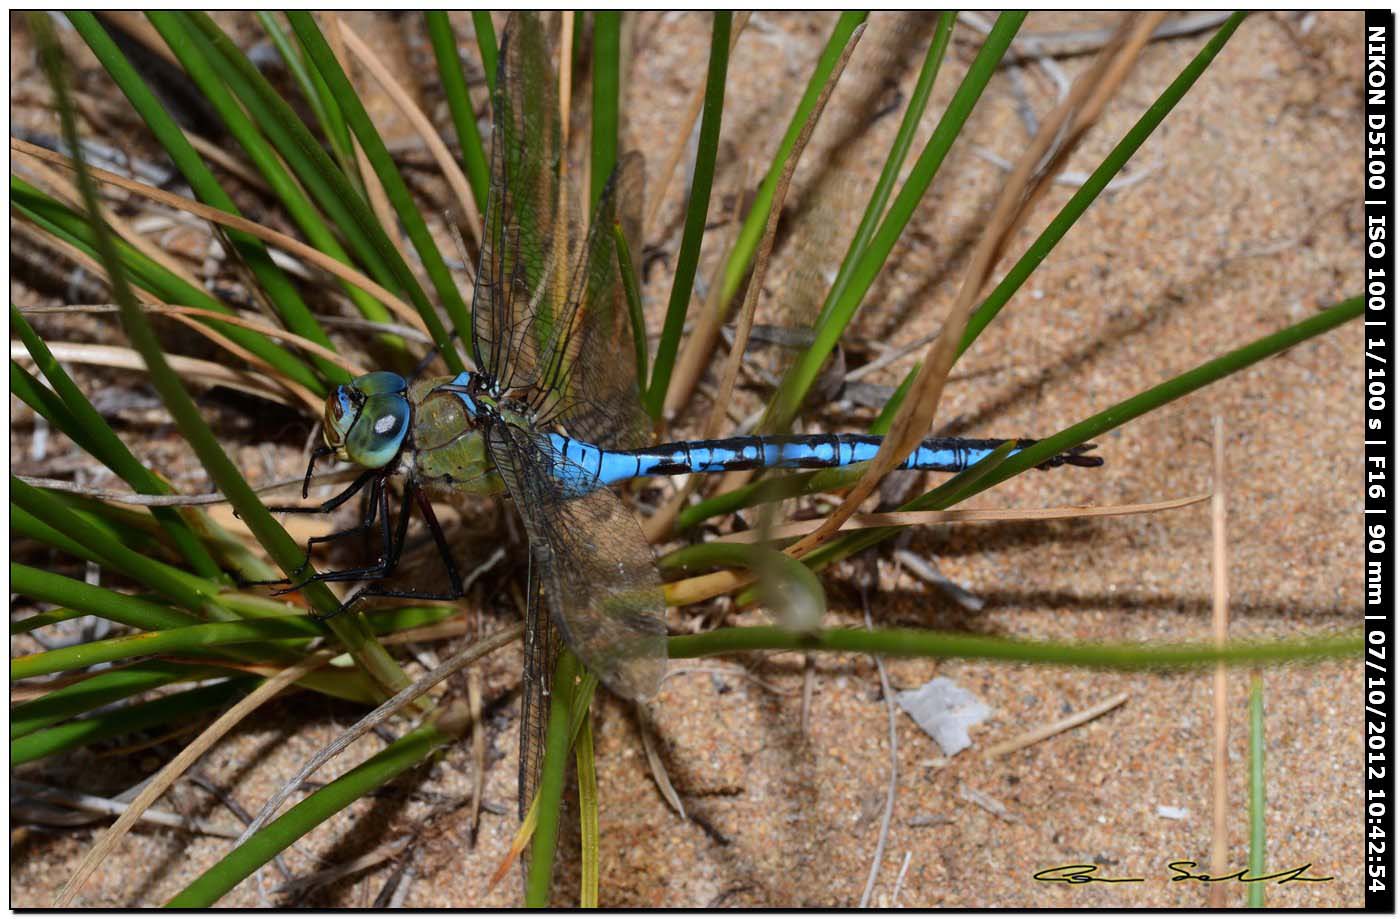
516,543 -> 556,821
486,419 -> 668,700
472,12 -> 649,449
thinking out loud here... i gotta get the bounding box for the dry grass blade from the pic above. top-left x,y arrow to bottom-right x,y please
636,702 -> 686,818
1209,414 -> 1230,906
322,12 -> 410,278
782,13 -> 1160,561
53,649 -> 339,907
702,23 -> 864,442
659,161 -> 749,425
12,210 -> 320,408
153,304 -> 366,376
663,567 -> 753,609
27,302 -> 367,377
11,340 -> 304,407
713,493 -> 1210,544
983,691 -> 1129,757
662,492 -> 1210,608
336,18 -> 482,246
14,151 -> 205,290
12,137 -> 429,334
234,624 -> 523,847
467,669 -> 485,841
642,12 -> 751,237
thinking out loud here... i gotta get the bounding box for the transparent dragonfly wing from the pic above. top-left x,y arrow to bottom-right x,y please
472,12 -> 649,450
471,12 -> 664,818
517,543 -> 556,821
486,418 -> 667,813
487,420 -> 668,699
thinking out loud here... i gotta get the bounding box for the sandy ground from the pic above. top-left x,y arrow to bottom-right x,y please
10,11 -> 1364,907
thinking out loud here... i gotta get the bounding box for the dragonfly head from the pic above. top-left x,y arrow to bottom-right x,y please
323,371 -> 411,469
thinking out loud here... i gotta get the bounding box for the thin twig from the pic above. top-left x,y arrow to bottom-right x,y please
54,649 -> 340,907
890,850 -> 913,906
983,691 -> 1129,757
12,780 -> 240,838
637,702 -> 686,819
858,587 -> 898,909
235,624 -> 523,847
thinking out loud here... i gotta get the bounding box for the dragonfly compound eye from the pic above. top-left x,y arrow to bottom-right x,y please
322,385 -> 360,456
344,393 -> 411,469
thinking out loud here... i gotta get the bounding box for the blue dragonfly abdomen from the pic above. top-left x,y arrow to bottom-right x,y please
545,432 -> 1101,498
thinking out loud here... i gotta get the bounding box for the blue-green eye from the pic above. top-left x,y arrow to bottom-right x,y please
345,394 -> 410,468
353,371 -> 408,397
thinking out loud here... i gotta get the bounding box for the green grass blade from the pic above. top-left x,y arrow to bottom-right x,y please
955,12 -> 1249,362
9,607 -> 446,681
166,714 -> 461,906
613,222 -> 649,388
12,678 -> 255,766
12,359 -> 88,453
425,11 -> 490,211
590,11 -> 621,212
12,661 -> 214,739
808,295 -> 1362,570
12,563 -> 198,632
30,21 -> 411,697
1247,672 -> 1266,907
718,11 -> 868,310
12,479 -> 217,615
473,12 -> 499,94
11,607 -> 85,635
149,12 -> 399,336
576,709 -> 599,908
182,11 -> 402,296
183,12 -> 461,372
767,11 -> 1026,431
10,618 -> 322,680
669,626 -> 1361,670
287,11 -> 474,351
11,179 -> 330,392
526,648 -> 584,907
66,11 -> 341,389
252,10 -> 353,171
645,12 -> 732,418
13,305 -> 221,579
818,12 -> 955,328
253,12 -> 327,128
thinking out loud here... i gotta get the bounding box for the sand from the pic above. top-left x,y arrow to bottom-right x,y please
10,11 -> 1365,907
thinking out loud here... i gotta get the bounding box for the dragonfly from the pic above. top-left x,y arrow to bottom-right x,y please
272,12 -> 1101,818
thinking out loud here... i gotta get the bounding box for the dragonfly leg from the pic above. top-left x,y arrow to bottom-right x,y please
325,484 -> 472,615
296,481 -> 412,614
239,470 -> 384,588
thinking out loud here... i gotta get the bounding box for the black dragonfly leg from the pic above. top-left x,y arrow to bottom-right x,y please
238,469 -> 382,588
334,484 -> 471,612
305,482 -> 412,620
